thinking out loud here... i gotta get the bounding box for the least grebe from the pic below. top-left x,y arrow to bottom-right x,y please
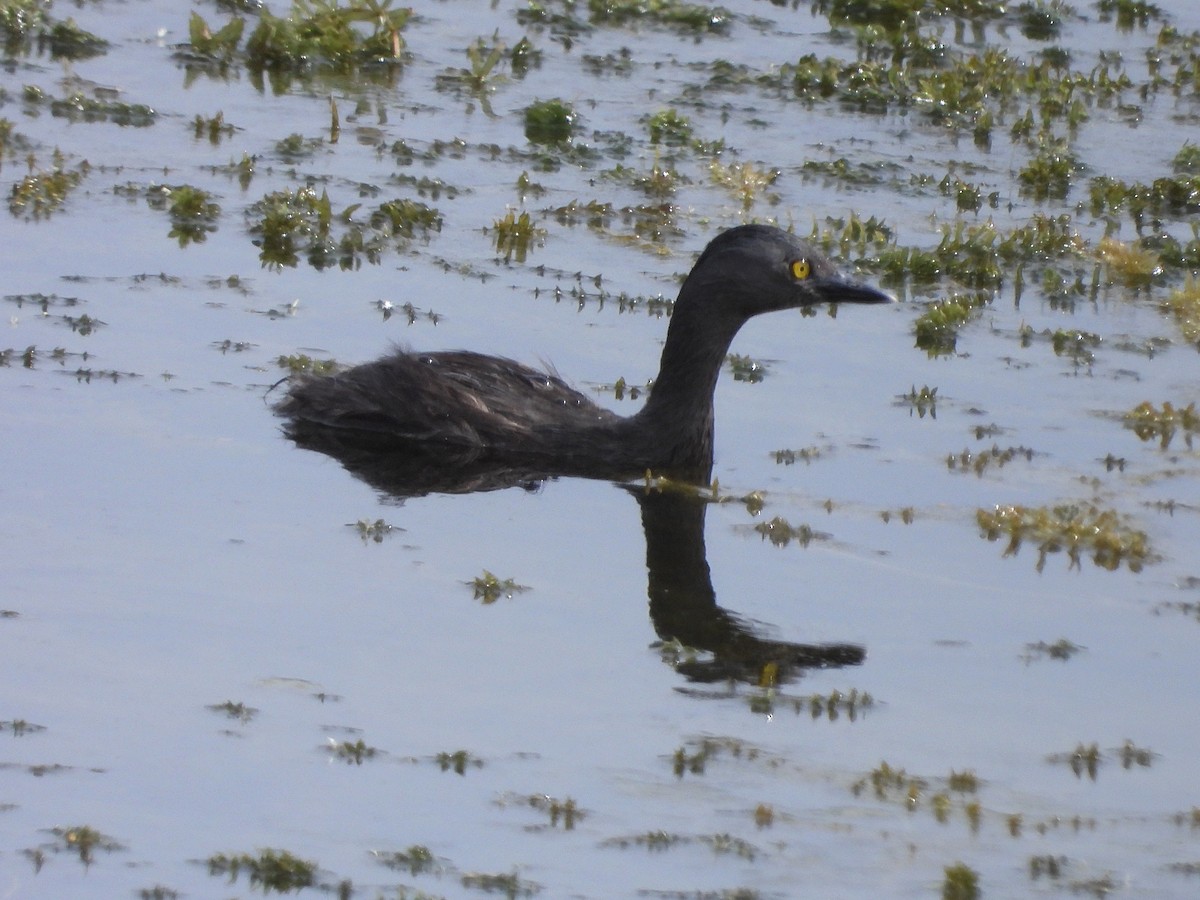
276,224 -> 892,481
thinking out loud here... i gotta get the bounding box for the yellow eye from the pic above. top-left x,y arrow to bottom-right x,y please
790,259 -> 811,280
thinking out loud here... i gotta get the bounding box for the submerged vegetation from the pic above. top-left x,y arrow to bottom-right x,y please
206,849 -> 316,892
976,503 -> 1154,572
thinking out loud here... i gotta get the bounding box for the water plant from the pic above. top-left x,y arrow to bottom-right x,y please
913,296 -> 983,355
373,844 -> 442,876
753,516 -> 820,548
206,701 -> 258,723
276,353 -> 338,376
976,502 -> 1153,572
243,0 -> 410,74
436,749 -> 484,774
942,862 -> 981,900
1164,277 -> 1200,345
145,184 -> 221,246
491,209 -> 543,262
646,108 -> 693,146
9,152 -> 87,218
328,737 -> 377,764
47,825 -> 123,865
524,97 -> 576,144
468,570 -> 529,604
1,718 -> 45,736
1124,400 -> 1198,449
587,0 -> 731,34
460,871 -> 540,897
946,444 -> 1034,476
206,848 -> 316,892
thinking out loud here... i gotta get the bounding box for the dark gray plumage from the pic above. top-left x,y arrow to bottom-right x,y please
276,224 -> 892,485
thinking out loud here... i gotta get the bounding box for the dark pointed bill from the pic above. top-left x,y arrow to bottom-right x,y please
815,278 -> 896,305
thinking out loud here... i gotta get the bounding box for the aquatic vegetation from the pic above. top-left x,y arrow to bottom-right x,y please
793,688 -> 874,721
1050,328 -> 1101,366
708,160 -> 779,209
436,34 -> 510,97
669,736 -> 771,779
1096,235 -> 1161,286
244,1 -> 410,74
23,87 -> 157,127
753,516 -> 822,548
47,825 -> 124,866
976,503 -> 1153,572
1018,138 -> 1079,200
1088,173 -> 1200,229
725,353 -> 766,383
0,718 -> 45,736
184,11 -> 245,63
1174,141 -> 1200,175
1124,400 -> 1198,449
328,737 -> 378,764
948,770 -> 979,792
276,353 -> 338,376
436,749 -> 483,774
646,108 -> 693,146
946,444 -> 1034,476
145,184 -> 221,246
1097,0 -> 1166,29
373,844 -> 443,876
1,2 -> 106,59
772,446 -> 822,465
602,830 -> 687,850
1164,277 -> 1200,345
913,295 -> 983,355
879,507 -> 915,524
351,518 -> 399,543
587,0 -> 731,34
1022,638 -> 1085,662
205,701 -> 258,723
491,209 -> 543,262
248,186 -> 440,270
460,870 -> 541,897
942,862 -> 981,900
899,384 -> 938,418
192,111 -> 236,144
206,848 -> 316,892
853,761 -> 926,804
523,97 -> 576,145
519,793 -> 584,829
467,570 -> 529,604
1117,739 -> 1155,769
8,152 -> 87,219
1029,853 -> 1066,880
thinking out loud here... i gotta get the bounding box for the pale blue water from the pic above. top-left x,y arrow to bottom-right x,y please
3,1 -> 1200,897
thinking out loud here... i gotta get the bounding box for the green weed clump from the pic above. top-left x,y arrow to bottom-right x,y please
976,503 -> 1153,572
206,849 -> 316,892
49,826 -> 124,865
587,0 -> 731,34
1124,400 -> 1198,449
468,570 -> 529,603
249,187 -> 440,270
492,209 -> 543,262
647,108 -> 693,146
1164,278 -> 1200,345
913,295 -> 984,355
943,862 -> 981,900
145,184 -> 221,246
524,98 -> 577,145
9,154 -> 87,218
1,3 -> 107,59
